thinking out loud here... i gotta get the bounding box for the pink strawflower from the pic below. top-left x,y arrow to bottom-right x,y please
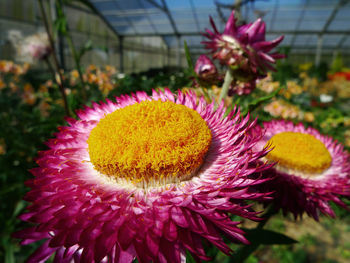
15,89 -> 271,262
253,120 -> 350,220
203,11 -> 284,82
194,55 -> 219,86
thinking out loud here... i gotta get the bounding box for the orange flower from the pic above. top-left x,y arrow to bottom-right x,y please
0,77 -> 5,89
104,65 -> 117,75
264,99 -> 302,120
0,139 -> 6,155
0,60 -> 14,73
9,82 -> 18,92
22,83 -> 36,105
39,84 -> 48,93
100,82 -> 114,96
39,100 -> 50,117
86,64 -> 97,73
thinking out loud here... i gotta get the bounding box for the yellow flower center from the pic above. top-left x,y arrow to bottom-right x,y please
88,100 -> 212,187
265,132 -> 332,175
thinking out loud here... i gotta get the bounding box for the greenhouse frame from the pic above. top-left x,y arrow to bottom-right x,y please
1,0 -> 350,72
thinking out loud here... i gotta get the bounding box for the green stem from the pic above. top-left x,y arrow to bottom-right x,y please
55,0 -> 87,100
219,68 -> 234,102
65,34 -> 87,99
38,0 -> 70,117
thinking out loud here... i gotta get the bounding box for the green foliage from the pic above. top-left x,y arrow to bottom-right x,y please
0,74 -> 66,262
242,84 -> 283,115
330,53 -> 344,74
271,245 -> 309,263
243,228 -> 297,245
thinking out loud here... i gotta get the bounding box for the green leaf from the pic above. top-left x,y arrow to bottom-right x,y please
243,228 -> 297,245
184,40 -> 201,86
243,85 -> 283,115
54,17 -> 67,34
78,40 -> 93,61
184,41 -> 195,74
5,243 -> 15,263
186,250 -> 197,263
12,200 -> 26,218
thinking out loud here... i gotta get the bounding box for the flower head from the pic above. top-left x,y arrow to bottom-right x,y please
263,99 -> 302,120
203,11 -> 284,82
16,89 -> 270,262
253,120 -> 350,220
194,55 -> 219,86
228,79 -> 256,96
21,32 -> 51,61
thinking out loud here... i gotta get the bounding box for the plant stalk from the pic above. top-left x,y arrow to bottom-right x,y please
38,0 -> 70,117
219,68 -> 234,102
55,0 -> 87,100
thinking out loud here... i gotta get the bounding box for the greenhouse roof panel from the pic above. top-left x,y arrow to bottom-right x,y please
89,0 -> 350,54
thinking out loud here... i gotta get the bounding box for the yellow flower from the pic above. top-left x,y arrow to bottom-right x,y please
256,73 -> 280,93
344,130 -> 350,147
286,81 -> 302,95
303,112 -> 315,122
299,72 -> 308,79
298,62 -> 312,72
344,117 -> 350,127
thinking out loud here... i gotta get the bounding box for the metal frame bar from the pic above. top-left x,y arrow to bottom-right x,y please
269,0 -> 279,31
143,0 -> 164,11
104,30 -> 350,37
136,0 -> 169,55
336,35 -> 349,49
215,2 -> 226,24
314,0 -> 346,65
62,0 -> 350,57
321,0 -> 347,34
144,0 -> 180,37
189,46 -> 350,55
77,0 -> 120,37
145,0 -> 181,66
136,0 -> 158,34
190,0 -> 200,32
215,0 -> 258,10
290,0 -> 309,49
119,35 -> 124,72
110,0 -> 139,35
160,0 -> 179,36
144,0 -> 179,36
